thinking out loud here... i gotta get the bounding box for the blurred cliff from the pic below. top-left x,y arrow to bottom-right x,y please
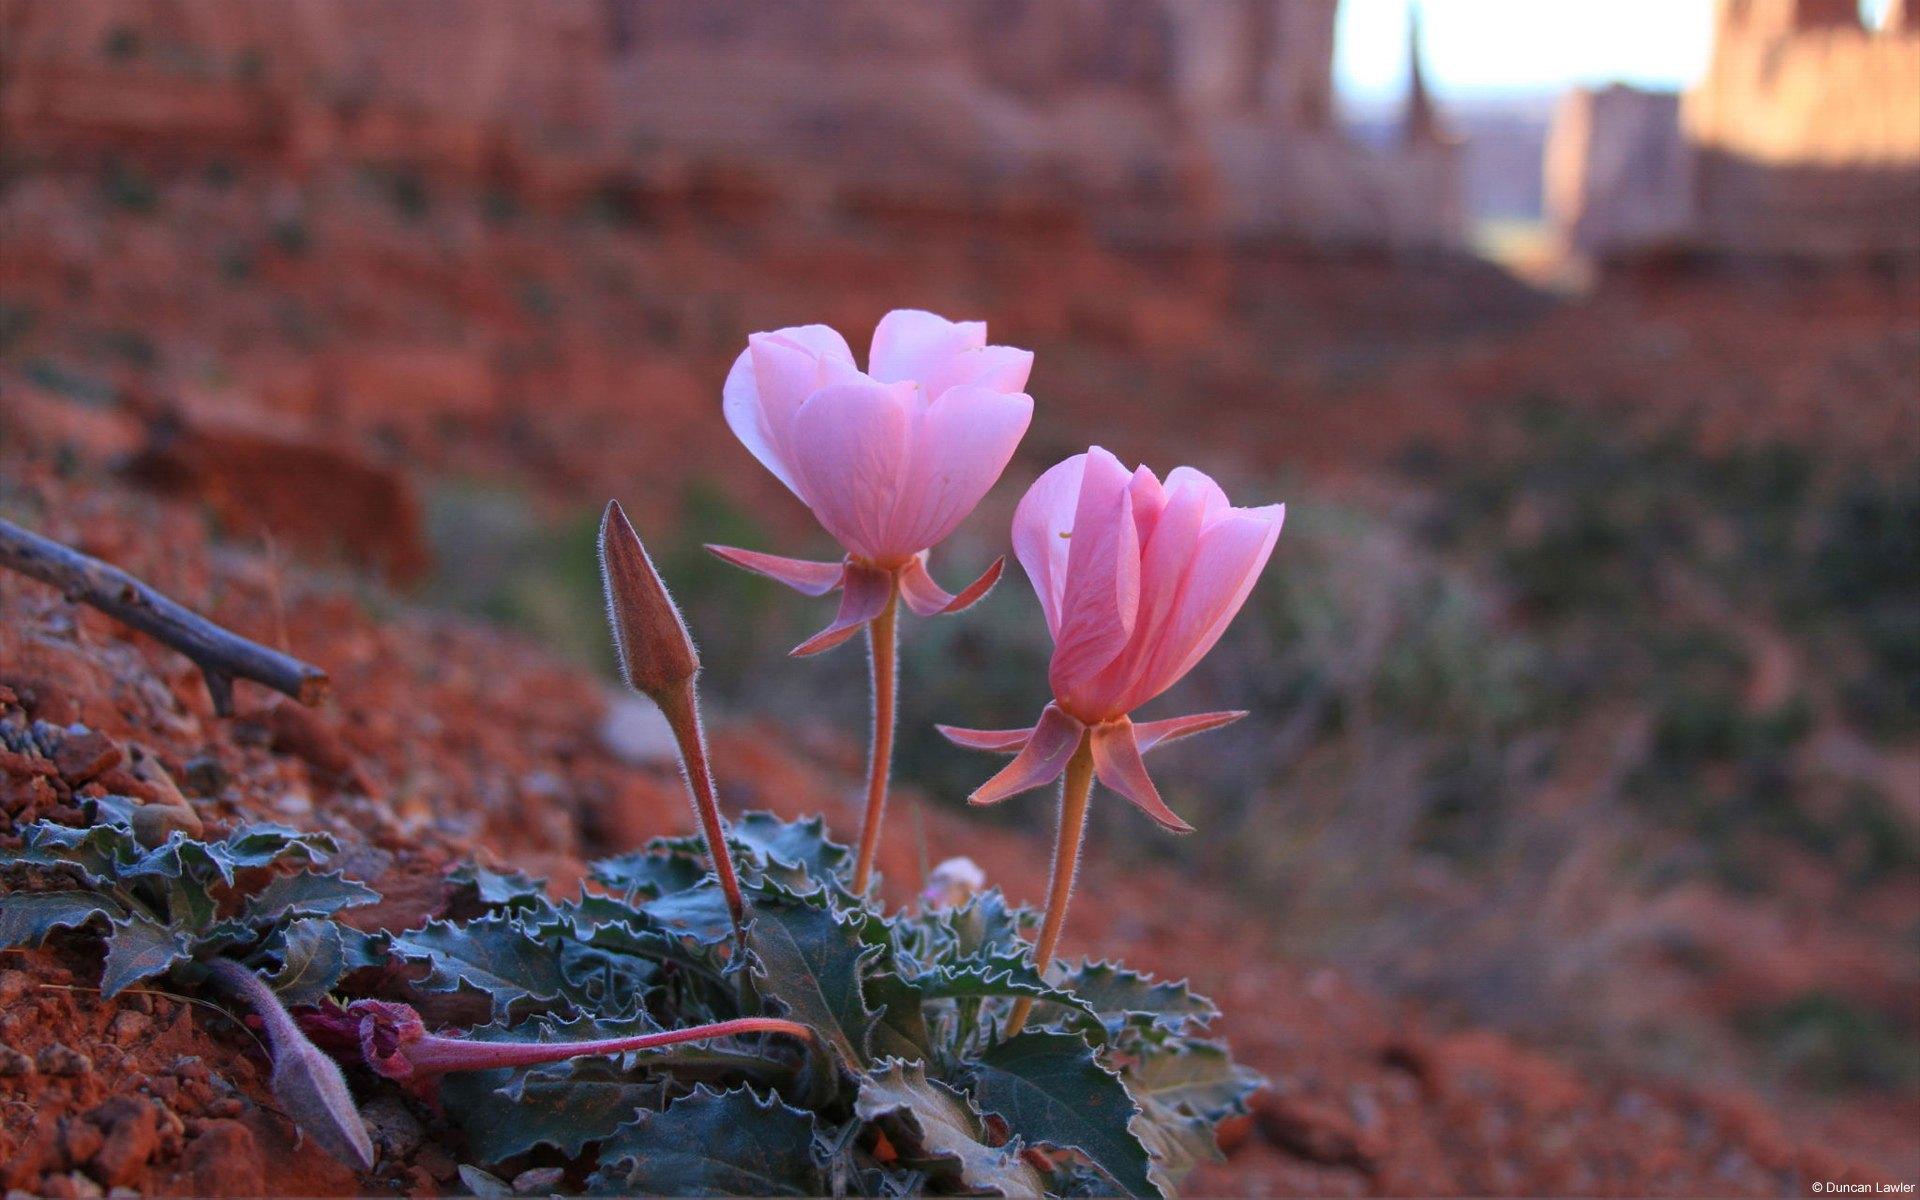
0,0 -> 1460,249
1547,0 -> 1920,261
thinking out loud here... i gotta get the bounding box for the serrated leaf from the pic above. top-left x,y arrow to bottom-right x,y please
854,1059 -> 1043,1197
590,1085 -> 823,1197
245,870 -> 379,924
122,833 -> 229,886
941,889 -> 1034,960
1046,960 -> 1218,1036
640,879 -> 738,946
1124,1040 -> 1261,1124
864,971 -> 933,1062
589,849 -> 706,899
747,895 -> 879,1067
213,825 -> 336,873
2,821 -> 142,883
912,961 -> 1103,1044
448,863 -> 551,911
391,915 -> 569,1020
100,912 -> 191,996
457,1165 -> 513,1198
971,1030 -> 1158,1198
731,812 -> 851,884
267,918 -> 348,1006
440,1010 -> 664,1162
0,889 -> 126,948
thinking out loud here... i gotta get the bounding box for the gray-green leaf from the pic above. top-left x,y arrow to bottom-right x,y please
854,1059 -> 1043,1197
100,912 -> 191,996
746,896 -> 880,1067
972,1030 -> 1158,1198
245,870 -> 379,924
0,889 -> 126,949
589,1086 -> 823,1196
390,915 -> 569,1020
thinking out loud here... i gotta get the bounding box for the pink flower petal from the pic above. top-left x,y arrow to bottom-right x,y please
1012,453 -> 1088,637
1048,447 -> 1140,712
1090,721 -> 1194,833
1130,503 -> 1285,706
868,309 -> 986,385
704,545 -> 846,597
923,345 -> 1034,399
898,555 -> 1004,618
968,705 -> 1086,806
886,385 -> 1032,555
722,325 -> 854,494
1131,710 -> 1248,753
934,723 -> 1036,753
790,562 -> 894,657
787,379 -> 917,562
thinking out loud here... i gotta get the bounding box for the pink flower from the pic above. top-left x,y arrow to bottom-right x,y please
939,447 -> 1284,831
708,309 -> 1034,654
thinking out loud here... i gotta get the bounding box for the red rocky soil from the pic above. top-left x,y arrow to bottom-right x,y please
4,389 -> 1915,1197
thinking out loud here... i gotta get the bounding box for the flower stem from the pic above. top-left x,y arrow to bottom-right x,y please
655,683 -> 747,937
402,1017 -> 811,1076
1005,734 -> 1095,1038
851,586 -> 899,895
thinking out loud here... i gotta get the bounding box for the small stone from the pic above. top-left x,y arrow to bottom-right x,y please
60,1120 -> 104,1168
511,1167 -> 566,1194
106,1011 -> 150,1047
43,1171 -> 104,1200
86,1099 -> 160,1188
597,693 -> 677,765
170,1056 -> 209,1081
37,1044 -> 92,1077
205,1097 -> 245,1119
184,1121 -> 263,1197
0,970 -> 32,1006
53,730 -> 121,786
180,754 -> 229,797
0,1048 -> 33,1077
360,1096 -> 424,1160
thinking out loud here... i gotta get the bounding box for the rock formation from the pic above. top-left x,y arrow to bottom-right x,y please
1547,0 -> 1920,260
0,0 -> 1462,249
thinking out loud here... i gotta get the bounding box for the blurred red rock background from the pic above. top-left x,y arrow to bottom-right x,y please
1,0 -> 1916,1193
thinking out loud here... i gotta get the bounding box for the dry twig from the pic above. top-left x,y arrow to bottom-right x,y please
0,516 -> 328,715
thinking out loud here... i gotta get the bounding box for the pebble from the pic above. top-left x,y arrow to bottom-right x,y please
361,1096 -> 425,1160
60,1120 -> 104,1168
37,1044 -> 92,1077
0,970 -> 32,1006
0,1048 -> 33,1077
180,754 -> 229,796
511,1167 -> 566,1195
106,1011 -> 150,1047
597,693 -> 677,764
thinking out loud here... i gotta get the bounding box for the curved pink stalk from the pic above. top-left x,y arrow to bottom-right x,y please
401,1017 -> 813,1077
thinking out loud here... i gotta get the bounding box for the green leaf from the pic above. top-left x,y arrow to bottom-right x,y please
100,912 -> 191,996
971,1030 -> 1158,1198
390,915 -> 569,1020
212,825 -> 336,874
267,918 -> 348,1006
1046,960 -> 1218,1037
1123,1041 -> 1263,1195
448,863 -> 551,911
912,961 -> 1103,1044
1124,1040 -> 1261,1124
1,821 -> 142,883
641,880 -> 737,946
864,971 -> 933,1062
941,889 -> 1034,960
441,1011 -> 664,1162
590,1085 -> 824,1197
245,870 -> 379,924
589,850 -> 705,899
746,895 -> 879,1067
0,889 -> 126,948
854,1059 -> 1043,1197
730,812 -> 850,885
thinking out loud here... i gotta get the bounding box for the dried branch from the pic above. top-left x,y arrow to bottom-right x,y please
0,516 -> 328,716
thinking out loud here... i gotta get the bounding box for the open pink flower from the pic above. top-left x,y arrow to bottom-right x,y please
938,447 -> 1284,831
708,309 -> 1034,655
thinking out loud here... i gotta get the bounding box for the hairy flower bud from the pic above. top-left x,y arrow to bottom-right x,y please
599,499 -> 699,701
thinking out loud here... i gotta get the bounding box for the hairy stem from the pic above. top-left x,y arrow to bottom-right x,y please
851,587 -> 900,895
403,1017 -> 811,1075
655,684 -> 747,938
1005,735 -> 1095,1037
